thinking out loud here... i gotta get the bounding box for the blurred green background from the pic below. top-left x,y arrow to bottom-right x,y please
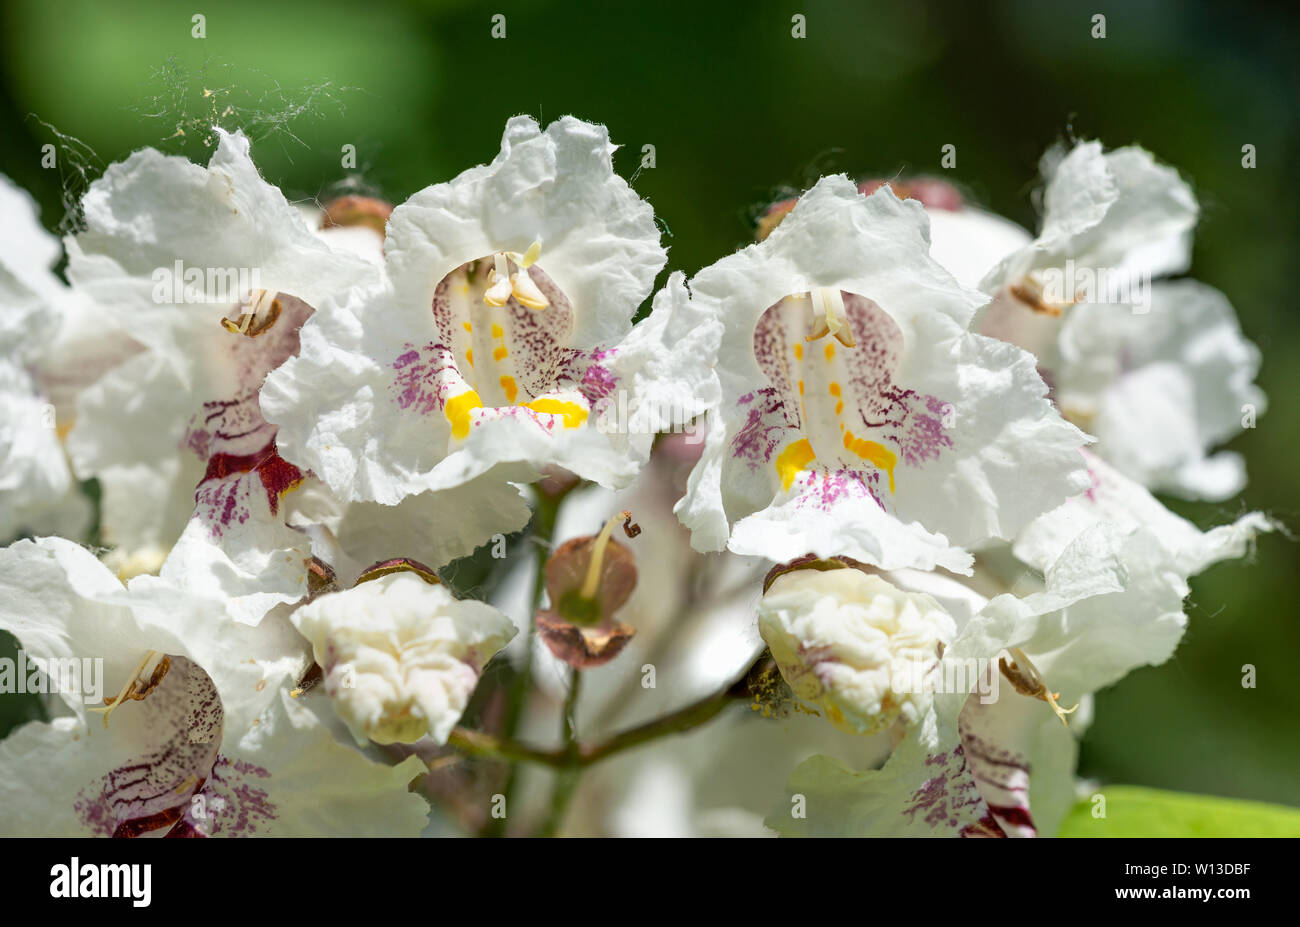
1,0 -> 1297,809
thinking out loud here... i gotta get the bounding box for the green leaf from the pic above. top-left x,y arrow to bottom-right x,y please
1059,785 -> 1300,837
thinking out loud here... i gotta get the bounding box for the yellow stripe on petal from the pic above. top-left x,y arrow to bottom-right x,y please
843,431 -> 897,493
445,390 -> 483,440
775,437 -> 815,491
524,398 -> 588,429
499,375 -> 518,403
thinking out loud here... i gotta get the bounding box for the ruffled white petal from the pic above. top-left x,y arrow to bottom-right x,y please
1014,450 -> 1273,579
383,115 -> 665,350
1055,281 -> 1264,500
985,141 -> 1197,287
63,131 -> 378,571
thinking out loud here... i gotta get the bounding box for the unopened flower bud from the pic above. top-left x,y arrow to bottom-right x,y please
757,558 -> 955,735
291,570 -> 515,745
319,195 -> 393,237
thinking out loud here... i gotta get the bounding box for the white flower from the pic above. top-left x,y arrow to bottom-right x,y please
1049,281 -> 1263,499
765,470 -> 1272,836
920,199 -> 1032,292
768,692 -> 1082,837
56,130 -> 525,622
0,537 -> 429,836
675,175 -> 1090,572
758,565 -> 955,735
261,116 -> 701,506
290,570 -> 516,745
62,129 -> 378,571
0,175 -> 130,540
962,141 -> 1263,500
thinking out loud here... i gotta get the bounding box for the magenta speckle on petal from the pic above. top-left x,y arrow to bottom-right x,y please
390,342 -> 458,417
902,746 -> 1005,838
731,388 -> 795,468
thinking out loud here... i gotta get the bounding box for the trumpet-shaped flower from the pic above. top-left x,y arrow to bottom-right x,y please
0,537 -> 429,836
62,129 -> 376,570
57,131 -> 524,621
262,116 -> 708,506
676,176 -> 1090,572
965,142 -> 1263,500
762,470 -> 1272,836
0,176 -> 132,540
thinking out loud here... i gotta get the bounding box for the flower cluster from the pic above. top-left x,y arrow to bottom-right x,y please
0,117 -> 1272,837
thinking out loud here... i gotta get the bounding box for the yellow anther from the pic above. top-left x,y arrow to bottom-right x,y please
518,239 -> 542,269
484,254 -> 513,307
483,243 -> 549,310
221,289 -> 281,337
510,266 -> 549,310
89,650 -> 169,729
999,647 -> 1079,727
1009,274 -> 1070,317
804,287 -> 856,347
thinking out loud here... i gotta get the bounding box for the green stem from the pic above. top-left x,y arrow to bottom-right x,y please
451,653 -> 765,792
576,681 -> 737,766
537,670 -> 583,837
483,493 -> 560,837
446,727 -> 563,767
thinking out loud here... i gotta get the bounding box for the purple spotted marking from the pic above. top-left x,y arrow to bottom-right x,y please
957,696 -> 1037,837
903,746 -> 1007,838
739,292 -> 955,482
192,756 -> 277,837
888,393 -> 955,467
390,341 -> 459,416
74,656 -> 223,838
396,260 -> 619,425
731,388 -> 798,469
577,348 -> 619,408
179,294 -> 314,462
792,468 -> 886,512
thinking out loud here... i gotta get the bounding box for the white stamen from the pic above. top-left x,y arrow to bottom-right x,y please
484,254 -> 513,307
804,287 -> 855,347
511,266 -> 549,310
482,241 -> 549,310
